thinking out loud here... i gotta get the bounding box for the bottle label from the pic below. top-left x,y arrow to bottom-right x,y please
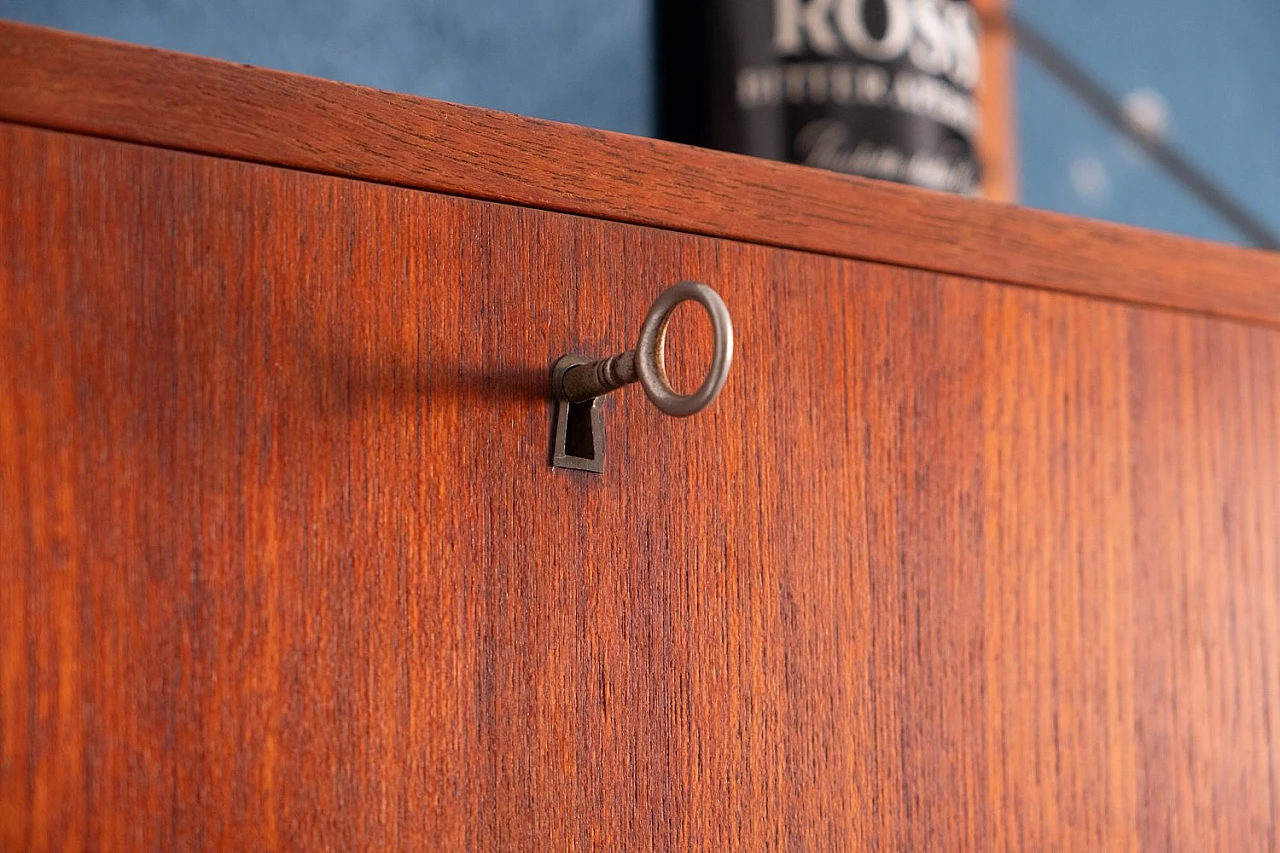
725,0 -> 983,194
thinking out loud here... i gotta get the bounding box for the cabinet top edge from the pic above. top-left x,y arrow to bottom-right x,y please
3,20 -> 1278,325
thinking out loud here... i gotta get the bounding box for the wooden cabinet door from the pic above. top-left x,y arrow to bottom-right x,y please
3,123 -> 1278,851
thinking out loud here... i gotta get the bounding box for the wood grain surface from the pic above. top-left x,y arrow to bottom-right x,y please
3,123 -> 1278,850
2,21 -> 1279,327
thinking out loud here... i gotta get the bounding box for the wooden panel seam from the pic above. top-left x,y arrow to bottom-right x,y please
5,119 -> 1275,335
2,20 -> 1279,326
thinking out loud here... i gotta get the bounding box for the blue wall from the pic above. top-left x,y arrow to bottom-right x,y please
1016,0 -> 1280,245
4,0 -> 1277,246
1,0 -> 653,136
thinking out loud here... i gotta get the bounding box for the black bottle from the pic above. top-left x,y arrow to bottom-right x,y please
657,0 -> 983,195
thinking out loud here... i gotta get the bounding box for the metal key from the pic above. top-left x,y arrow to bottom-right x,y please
549,281 -> 733,472
557,280 -> 733,416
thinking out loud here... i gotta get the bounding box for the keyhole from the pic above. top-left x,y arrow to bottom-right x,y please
563,401 -> 597,461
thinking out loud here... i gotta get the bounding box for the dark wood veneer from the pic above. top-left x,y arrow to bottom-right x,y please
3,124 -> 1277,851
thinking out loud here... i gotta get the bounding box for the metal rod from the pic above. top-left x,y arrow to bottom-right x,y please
1010,12 -> 1280,251
560,350 -> 638,403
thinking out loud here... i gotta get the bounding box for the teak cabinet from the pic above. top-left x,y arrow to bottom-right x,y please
2,21 -> 1279,852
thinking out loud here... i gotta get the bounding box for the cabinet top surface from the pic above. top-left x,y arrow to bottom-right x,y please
2,19 -> 1278,326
